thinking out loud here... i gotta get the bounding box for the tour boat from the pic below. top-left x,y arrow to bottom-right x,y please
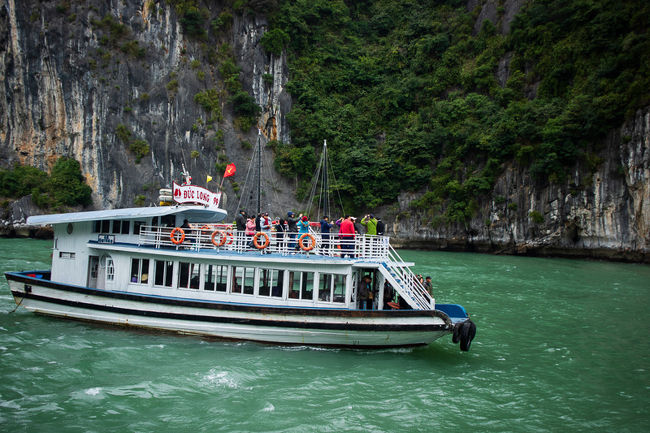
5,179 -> 476,349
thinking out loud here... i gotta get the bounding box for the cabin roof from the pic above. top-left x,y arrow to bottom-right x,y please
26,205 -> 228,226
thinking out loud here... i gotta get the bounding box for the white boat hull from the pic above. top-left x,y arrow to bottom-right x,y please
7,273 -> 452,348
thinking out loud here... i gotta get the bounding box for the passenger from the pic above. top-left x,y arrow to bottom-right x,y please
358,275 -> 373,310
376,216 -> 385,235
245,217 -> 255,249
320,215 -> 332,255
338,215 -> 356,258
297,215 -> 310,251
352,216 -> 364,235
424,276 -> 433,296
235,209 -> 247,248
255,213 -> 262,232
361,214 -> 378,235
181,219 -> 190,229
286,211 -> 300,249
258,212 -> 272,253
383,282 -> 395,309
274,216 -> 287,251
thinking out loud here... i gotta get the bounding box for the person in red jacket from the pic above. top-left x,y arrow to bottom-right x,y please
337,215 -> 356,258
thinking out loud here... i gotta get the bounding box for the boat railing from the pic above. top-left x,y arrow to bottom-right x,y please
138,225 -> 391,259
382,244 -> 434,310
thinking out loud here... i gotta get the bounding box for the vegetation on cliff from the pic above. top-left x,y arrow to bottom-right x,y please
262,0 -> 649,221
0,158 -> 92,210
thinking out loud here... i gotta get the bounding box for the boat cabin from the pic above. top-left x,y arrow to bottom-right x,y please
29,206 -> 433,312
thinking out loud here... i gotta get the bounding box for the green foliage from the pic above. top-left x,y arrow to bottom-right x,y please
116,125 -> 149,164
129,139 -> 150,163
260,28 -> 290,55
194,89 -> 222,116
134,194 -> 146,206
529,210 -> 544,224
0,158 -> 92,209
212,11 -> 233,33
263,0 -> 649,218
179,6 -> 208,39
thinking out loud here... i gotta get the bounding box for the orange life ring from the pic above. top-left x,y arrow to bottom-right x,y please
170,227 -> 185,245
299,233 -> 316,251
387,301 -> 400,310
200,225 -> 210,230
211,230 -> 227,247
226,231 -> 234,245
253,232 -> 270,249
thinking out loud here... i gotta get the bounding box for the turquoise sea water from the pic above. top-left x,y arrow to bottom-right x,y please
0,238 -> 648,432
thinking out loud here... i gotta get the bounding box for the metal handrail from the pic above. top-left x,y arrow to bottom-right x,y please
138,225 -> 391,259
384,244 -> 434,310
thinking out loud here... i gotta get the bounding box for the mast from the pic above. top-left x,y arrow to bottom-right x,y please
323,140 -> 329,218
257,129 -> 261,215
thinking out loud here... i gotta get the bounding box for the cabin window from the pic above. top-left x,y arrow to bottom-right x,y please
178,262 -> 200,290
258,268 -> 283,298
130,258 -> 149,284
288,271 -> 314,300
232,266 -> 255,295
161,215 -> 175,227
133,221 -> 145,235
154,260 -> 174,287
111,220 -> 131,234
93,220 -> 111,233
106,257 -> 115,281
204,264 -> 228,292
318,273 -> 345,303
59,251 -> 75,259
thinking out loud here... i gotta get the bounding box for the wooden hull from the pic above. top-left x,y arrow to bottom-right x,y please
6,272 -> 453,348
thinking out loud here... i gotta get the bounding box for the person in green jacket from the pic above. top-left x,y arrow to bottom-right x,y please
361,214 -> 378,235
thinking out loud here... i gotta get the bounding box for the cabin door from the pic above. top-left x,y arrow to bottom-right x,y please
87,256 -> 99,288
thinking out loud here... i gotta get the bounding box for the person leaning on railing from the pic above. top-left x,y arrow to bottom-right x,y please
337,215 -> 355,258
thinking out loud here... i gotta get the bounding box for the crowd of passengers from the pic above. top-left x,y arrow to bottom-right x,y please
224,209 -> 387,255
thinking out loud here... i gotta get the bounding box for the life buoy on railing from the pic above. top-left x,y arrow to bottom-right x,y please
225,231 -> 234,245
253,232 -> 270,249
170,227 -> 185,245
299,233 -> 316,251
211,230 -> 227,247
200,225 -> 210,230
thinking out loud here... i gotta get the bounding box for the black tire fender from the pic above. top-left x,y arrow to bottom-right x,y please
459,320 -> 477,352
452,322 -> 462,344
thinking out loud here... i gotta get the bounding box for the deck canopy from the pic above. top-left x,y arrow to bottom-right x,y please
27,205 -> 228,226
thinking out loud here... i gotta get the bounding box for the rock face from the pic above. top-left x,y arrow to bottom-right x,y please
1,0 -> 648,262
0,0 -> 296,218
389,108 -> 650,262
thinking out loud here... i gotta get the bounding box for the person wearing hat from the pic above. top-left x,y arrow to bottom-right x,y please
296,215 -> 310,251
361,214 -> 378,235
338,215 -> 356,258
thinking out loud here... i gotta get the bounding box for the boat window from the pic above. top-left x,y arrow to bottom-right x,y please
332,274 -> 345,303
112,220 -> 121,234
59,251 -> 76,259
130,258 -> 149,284
106,257 -> 115,281
92,220 -> 100,233
101,220 -> 110,233
289,271 -> 314,300
154,260 -> 174,287
178,262 -> 200,290
161,215 -> 175,227
232,266 -> 255,295
121,220 -> 130,234
258,268 -> 282,297
318,273 -> 345,303
204,264 -> 228,291
133,221 -> 145,235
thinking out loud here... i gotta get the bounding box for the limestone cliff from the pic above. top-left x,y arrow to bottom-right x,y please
0,0 -> 295,218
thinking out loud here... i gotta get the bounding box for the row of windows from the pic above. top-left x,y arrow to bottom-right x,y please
129,259 -> 346,303
93,220 -> 146,235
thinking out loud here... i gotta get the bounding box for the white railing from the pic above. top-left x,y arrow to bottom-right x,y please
138,225 -> 390,259
378,244 -> 434,310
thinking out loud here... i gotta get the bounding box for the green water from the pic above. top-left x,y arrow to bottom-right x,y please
0,238 -> 648,432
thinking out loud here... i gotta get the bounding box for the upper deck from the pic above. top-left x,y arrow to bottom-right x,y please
138,224 -> 391,261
